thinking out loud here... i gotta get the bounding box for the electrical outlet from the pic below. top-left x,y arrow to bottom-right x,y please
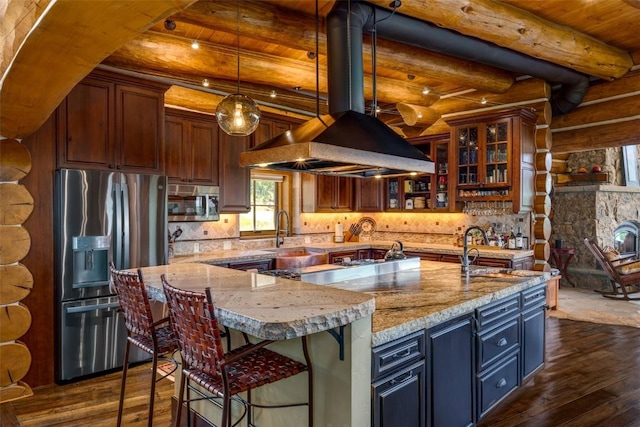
194,242 -> 200,253
304,236 -> 311,244
223,240 -> 232,250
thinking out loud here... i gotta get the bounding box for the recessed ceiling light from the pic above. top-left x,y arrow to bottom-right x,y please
191,40 -> 200,50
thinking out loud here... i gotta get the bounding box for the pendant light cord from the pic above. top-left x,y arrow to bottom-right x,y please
315,0 -> 320,118
236,0 -> 240,94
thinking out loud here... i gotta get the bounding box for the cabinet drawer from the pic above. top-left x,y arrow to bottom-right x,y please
522,284 -> 546,308
477,318 -> 520,371
372,330 -> 425,380
477,351 -> 519,419
476,295 -> 519,328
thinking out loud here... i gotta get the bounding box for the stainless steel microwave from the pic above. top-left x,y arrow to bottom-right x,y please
167,184 -> 220,222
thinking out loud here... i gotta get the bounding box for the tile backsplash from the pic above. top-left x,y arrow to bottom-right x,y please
170,211 -> 530,255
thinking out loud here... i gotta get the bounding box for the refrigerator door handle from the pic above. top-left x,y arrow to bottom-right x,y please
65,302 -> 120,314
113,182 -> 123,269
121,182 -> 130,269
72,280 -> 110,289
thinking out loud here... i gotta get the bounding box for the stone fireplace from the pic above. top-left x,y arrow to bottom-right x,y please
551,146 -> 640,290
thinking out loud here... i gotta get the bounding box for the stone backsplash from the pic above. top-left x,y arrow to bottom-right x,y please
170,210 -> 532,256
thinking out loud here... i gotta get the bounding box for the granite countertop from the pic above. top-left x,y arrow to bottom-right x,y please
138,263 -> 375,341
138,260 -> 548,347
324,261 -> 549,346
170,241 -> 533,264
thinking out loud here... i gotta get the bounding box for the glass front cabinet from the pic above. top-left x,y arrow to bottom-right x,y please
447,109 -> 537,214
385,133 -> 452,212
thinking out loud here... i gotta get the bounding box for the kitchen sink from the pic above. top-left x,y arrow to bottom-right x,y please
273,249 -> 328,269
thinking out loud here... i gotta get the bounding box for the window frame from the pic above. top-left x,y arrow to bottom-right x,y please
239,172 -> 289,238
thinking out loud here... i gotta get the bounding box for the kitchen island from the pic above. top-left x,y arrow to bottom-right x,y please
139,260 -> 549,426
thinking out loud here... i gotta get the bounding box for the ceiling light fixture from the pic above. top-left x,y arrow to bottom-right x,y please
270,90 -> 277,98
191,40 -> 200,50
202,79 -> 210,87
480,97 -> 488,105
422,87 -> 431,95
215,0 -> 260,136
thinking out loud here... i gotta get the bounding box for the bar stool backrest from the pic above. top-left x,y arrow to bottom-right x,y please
109,262 -> 154,337
162,279 -> 225,378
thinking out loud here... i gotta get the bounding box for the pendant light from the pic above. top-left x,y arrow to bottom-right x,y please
215,0 -> 260,136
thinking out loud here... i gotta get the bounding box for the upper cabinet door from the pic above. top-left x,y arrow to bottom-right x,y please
57,71 -> 167,174
57,77 -> 115,169
190,121 -> 219,185
219,132 -> 251,213
165,110 -> 219,185
115,84 -> 165,173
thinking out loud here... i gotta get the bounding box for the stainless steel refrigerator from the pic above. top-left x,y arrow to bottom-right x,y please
54,168 -> 167,382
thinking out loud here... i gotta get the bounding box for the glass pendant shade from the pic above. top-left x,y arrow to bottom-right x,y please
215,93 -> 261,136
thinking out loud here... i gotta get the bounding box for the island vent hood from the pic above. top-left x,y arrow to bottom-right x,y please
239,2 -> 435,178
239,110 -> 434,178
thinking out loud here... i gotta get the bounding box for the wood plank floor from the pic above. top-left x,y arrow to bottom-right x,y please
2,318 -> 639,426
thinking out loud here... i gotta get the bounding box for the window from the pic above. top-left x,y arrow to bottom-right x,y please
239,173 -> 284,237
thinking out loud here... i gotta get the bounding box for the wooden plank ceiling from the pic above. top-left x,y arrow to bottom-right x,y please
2,0 -> 640,151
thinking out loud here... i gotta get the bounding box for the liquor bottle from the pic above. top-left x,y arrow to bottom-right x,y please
508,227 -> 516,249
515,226 -> 524,250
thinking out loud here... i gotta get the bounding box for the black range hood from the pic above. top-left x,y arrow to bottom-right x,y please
239,110 -> 434,178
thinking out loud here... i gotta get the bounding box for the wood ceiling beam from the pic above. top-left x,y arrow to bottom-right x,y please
103,31 -> 441,110
551,119 -> 640,154
171,0 -> 515,94
367,0 -> 633,81
0,0 -> 196,139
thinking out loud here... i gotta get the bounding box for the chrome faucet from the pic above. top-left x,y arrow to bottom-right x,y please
460,226 -> 489,273
275,210 -> 290,248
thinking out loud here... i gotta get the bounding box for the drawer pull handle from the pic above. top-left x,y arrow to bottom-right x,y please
392,348 -> 412,359
497,337 -> 508,347
390,370 -> 414,385
499,307 -> 509,313
496,378 -> 507,388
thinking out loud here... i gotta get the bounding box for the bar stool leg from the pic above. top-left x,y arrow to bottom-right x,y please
117,340 -> 131,427
175,373 -> 186,427
148,352 -> 158,427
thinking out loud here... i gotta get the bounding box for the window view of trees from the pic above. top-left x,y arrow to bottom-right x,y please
240,179 -> 278,233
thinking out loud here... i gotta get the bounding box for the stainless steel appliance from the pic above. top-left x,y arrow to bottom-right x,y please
167,184 -> 219,222
54,168 -> 167,382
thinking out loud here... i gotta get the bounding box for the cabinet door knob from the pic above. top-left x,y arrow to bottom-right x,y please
497,337 -> 508,347
496,378 -> 507,388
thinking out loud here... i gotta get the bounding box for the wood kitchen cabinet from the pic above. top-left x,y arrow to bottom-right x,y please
301,174 -> 354,212
165,108 -> 219,185
408,133 -> 453,212
57,70 -> 167,174
252,114 -> 301,148
355,178 -> 384,211
218,132 -> 251,213
447,109 -> 537,213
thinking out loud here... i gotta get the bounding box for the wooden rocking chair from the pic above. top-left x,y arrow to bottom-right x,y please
583,238 -> 640,300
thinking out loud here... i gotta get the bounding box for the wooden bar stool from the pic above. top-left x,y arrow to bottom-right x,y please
161,276 -> 314,427
109,263 -> 179,427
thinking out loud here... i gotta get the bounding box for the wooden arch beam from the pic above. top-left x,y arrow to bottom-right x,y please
0,0 -> 195,139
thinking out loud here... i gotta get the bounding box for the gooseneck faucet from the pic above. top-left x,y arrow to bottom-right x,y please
460,226 -> 489,273
275,210 -> 290,248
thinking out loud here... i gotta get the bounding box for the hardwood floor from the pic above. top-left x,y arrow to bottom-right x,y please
2,318 -> 639,426
1,363 -> 174,427
478,317 -> 640,427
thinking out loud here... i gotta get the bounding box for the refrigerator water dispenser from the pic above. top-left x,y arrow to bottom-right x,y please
72,236 -> 110,287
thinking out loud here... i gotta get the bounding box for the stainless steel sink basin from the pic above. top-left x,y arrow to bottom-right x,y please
274,249 -> 328,269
